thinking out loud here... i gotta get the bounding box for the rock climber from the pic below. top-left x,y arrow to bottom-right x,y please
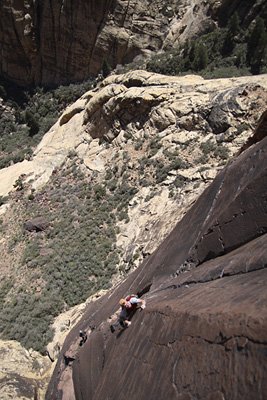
79,330 -> 88,346
110,294 -> 146,333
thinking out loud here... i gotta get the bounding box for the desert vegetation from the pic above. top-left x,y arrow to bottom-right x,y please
147,14 -> 267,78
0,154 -> 141,351
0,122 -> 233,352
0,79 -> 94,169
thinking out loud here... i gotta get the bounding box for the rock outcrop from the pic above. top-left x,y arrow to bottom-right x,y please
0,340 -> 51,400
1,70 -> 266,197
24,216 -> 49,232
0,70 -> 267,265
1,0 -> 266,87
46,117 -> 267,400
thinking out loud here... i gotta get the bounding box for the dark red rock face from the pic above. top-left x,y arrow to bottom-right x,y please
0,0 -> 170,87
46,126 -> 267,399
0,0 -> 115,86
239,110 -> 267,153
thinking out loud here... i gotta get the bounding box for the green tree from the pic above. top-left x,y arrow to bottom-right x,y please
247,17 -> 267,75
222,12 -> 240,56
25,110 -> 40,136
188,41 -> 196,64
228,12 -> 240,36
102,59 -> 111,78
0,85 -> 7,99
192,43 -> 208,71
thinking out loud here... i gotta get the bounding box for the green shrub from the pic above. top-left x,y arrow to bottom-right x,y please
213,145 -> 229,160
236,123 -> 249,134
0,278 -> 13,306
102,59 -> 111,78
192,42 -> 209,71
24,110 -> 40,136
134,139 -> 143,150
94,184 -> 106,199
13,176 -> 24,191
146,14 -> 264,79
200,140 -> 217,155
0,289 -> 60,352
0,78 -> 94,170
173,175 -> 187,188
22,239 -> 40,264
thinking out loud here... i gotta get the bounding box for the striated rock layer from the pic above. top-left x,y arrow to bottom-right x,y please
46,116 -> 267,398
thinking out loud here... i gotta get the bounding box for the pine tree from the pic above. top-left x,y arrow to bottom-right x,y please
228,12 -> 240,36
247,17 -> 267,75
102,59 -> 111,78
188,41 -> 196,64
192,43 -> 208,71
181,40 -> 191,70
25,110 -> 39,136
222,12 -> 240,56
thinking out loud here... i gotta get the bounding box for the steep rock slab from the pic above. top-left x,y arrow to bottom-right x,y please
46,130 -> 267,399
88,268 -> 267,400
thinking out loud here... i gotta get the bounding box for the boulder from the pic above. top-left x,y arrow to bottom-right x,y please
24,217 -> 49,232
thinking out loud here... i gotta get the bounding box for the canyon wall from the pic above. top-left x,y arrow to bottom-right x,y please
0,0 -> 228,86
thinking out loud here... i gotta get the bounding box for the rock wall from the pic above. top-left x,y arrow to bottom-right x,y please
1,0 -> 267,87
46,119 -> 267,400
0,0 -> 116,86
0,0 -> 227,87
